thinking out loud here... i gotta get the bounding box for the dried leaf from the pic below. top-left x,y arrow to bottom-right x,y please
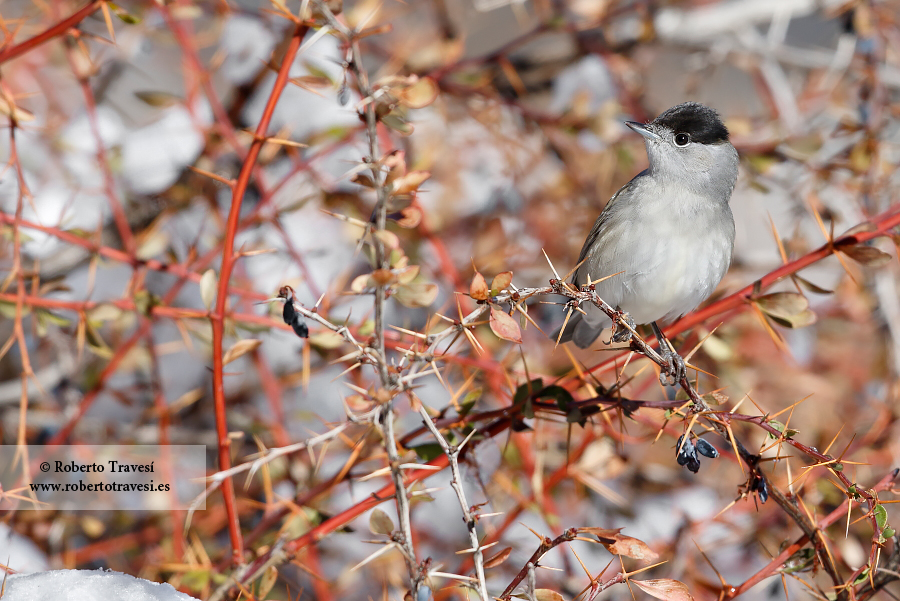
374,229 -> 400,250
700,391 -> 728,406
370,269 -> 395,286
258,565 -> 278,599
200,269 -> 217,310
791,274 -> 832,295
369,509 -> 395,535
754,292 -> 816,328
393,206 -> 422,228
351,173 -> 375,188
134,91 -> 182,108
395,265 -> 420,284
222,339 -> 262,365
135,229 -> 169,260
578,527 -> 623,542
840,222 -> 876,237
632,579 -> 694,601
398,77 -> 439,109
392,171 -> 431,195
351,273 -> 372,293
308,331 -> 344,349
839,244 -> 893,267
394,282 -> 438,308
490,307 -> 522,344
470,272 -> 489,300
491,271 -> 513,292
604,534 -> 659,561
483,546 -> 512,569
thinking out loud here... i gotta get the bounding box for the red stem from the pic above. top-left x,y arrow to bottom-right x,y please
209,22 -> 310,566
0,0 -> 102,64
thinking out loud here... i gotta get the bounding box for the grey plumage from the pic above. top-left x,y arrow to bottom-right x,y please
556,102 -> 738,348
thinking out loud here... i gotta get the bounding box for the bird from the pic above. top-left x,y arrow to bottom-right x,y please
555,102 -> 738,384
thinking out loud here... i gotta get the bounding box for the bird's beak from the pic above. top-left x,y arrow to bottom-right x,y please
626,121 -> 661,141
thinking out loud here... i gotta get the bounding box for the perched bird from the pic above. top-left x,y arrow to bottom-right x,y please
556,102 -> 738,383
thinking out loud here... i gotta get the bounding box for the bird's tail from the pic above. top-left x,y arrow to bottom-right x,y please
552,312 -> 605,349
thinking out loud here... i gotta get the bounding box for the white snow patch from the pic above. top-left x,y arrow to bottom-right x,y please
0,523 -> 48,574
2,569 -> 199,601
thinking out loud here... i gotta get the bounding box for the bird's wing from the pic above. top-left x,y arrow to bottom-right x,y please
573,173 -> 644,287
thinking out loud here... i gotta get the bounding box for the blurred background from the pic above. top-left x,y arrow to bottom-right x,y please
1,0 -> 899,599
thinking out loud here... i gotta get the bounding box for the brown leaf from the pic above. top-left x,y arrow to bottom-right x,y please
308,331 -> 344,349
483,546 -> 512,569
134,90 -> 182,108
395,265 -> 420,284
754,292 -> 816,328
394,282 -> 439,308
578,527 -> 622,543
350,273 -> 372,292
370,269 -> 395,286
351,173 -> 375,188
491,271 -> 513,292
605,534 -> 659,561
393,206 -> 422,228
398,76 -> 439,109
258,565 -> 278,599
374,229 -> 400,250
490,307 -> 522,344
791,274 -> 832,295
470,272 -> 490,300
369,509 -> 395,535
392,171 -> 431,195
223,339 -> 263,365
632,579 -> 694,601
534,590 -> 565,601
839,244 -> 893,267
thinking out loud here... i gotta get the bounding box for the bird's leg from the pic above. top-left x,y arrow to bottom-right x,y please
611,312 -> 636,343
651,322 -> 685,386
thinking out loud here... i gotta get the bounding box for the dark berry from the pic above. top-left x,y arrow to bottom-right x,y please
695,438 -> 719,459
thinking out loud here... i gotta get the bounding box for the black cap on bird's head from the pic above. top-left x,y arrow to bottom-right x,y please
626,102 -> 730,146
652,102 -> 729,144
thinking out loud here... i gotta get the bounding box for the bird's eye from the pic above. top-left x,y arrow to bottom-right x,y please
674,133 -> 691,147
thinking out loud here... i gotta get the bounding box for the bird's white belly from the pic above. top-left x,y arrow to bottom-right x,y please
586,204 -> 733,326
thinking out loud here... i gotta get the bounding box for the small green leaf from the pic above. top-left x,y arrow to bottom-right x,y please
513,379 -> 543,405
874,503 -> 888,530
412,443 -> 444,462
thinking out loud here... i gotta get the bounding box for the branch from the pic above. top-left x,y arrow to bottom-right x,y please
209,22 -> 310,566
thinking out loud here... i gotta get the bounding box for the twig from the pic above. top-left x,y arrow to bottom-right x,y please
418,406 -> 490,600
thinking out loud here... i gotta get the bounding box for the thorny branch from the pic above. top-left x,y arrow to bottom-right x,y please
418,407 -> 489,600
307,0 -> 422,594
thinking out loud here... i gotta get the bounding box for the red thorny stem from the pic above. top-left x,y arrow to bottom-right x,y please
209,22 -> 310,566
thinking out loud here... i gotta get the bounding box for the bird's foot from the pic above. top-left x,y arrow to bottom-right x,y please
659,346 -> 686,386
611,314 -> 636,343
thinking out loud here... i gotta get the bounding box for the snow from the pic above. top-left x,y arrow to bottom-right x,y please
2,570 -> 199,601
0,524 -> 48,574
